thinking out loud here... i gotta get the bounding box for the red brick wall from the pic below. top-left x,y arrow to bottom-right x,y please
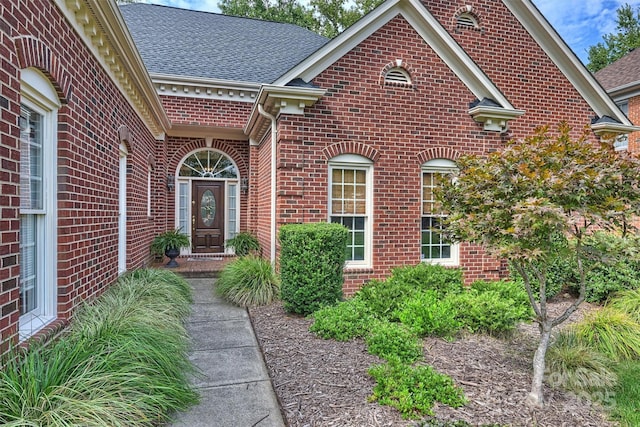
271,10 -> 599,293
427,0 -> 595,138
627,94 -> 640,153
1,0 -> 164,350
160,96 -> 252,128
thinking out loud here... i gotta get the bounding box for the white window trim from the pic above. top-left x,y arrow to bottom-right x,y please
19,68 -> 59,341
328,154 -> 373,269
421,159 -> 459,267
174,149 -> 241,255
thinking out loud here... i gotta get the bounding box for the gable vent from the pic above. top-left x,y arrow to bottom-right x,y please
384,67 -> 411,86
456,13 -> 478,28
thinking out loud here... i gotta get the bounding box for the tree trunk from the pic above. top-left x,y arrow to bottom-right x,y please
527,321 -> 553,408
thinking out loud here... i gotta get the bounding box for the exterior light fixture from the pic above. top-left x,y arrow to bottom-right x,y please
167,174 -> 175,192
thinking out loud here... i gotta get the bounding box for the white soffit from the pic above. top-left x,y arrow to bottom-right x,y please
274,0 -> 514,110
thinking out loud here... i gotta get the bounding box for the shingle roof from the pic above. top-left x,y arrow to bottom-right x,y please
594,48 -> 640,91
119,3 -> 329,84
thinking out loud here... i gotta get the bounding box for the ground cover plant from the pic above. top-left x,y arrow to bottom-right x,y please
310,264 -> 533,420
368,361 -> 466,419
0,269 -> 198,426
216,254 -> 280,307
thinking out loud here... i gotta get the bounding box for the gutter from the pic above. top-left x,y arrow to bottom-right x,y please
257,104 -> 278,265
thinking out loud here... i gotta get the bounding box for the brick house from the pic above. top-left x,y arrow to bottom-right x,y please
1,0 -> 635,350
595,48 -> 640,153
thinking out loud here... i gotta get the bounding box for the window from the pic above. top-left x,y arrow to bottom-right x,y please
329,155 -> 372,267
421,159 -> 458,265
19,68 -> 59,341
614,101 -> 630,151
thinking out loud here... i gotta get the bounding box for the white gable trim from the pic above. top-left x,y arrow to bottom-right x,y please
502,1 -> 640,135
274,0 -> 514,111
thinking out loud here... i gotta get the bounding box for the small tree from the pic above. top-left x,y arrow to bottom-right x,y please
437,123 -> 640,407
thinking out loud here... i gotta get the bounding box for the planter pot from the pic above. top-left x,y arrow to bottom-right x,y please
165,247 -> 181,268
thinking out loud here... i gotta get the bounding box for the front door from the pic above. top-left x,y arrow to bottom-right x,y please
192,181 -> 225,253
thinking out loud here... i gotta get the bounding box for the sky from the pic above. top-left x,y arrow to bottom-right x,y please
139,0 -> 640,64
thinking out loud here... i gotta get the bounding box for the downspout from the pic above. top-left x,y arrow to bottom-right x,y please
257,104 -> 277,265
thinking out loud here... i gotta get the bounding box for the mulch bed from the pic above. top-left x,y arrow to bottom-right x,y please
249,297 -> 615,427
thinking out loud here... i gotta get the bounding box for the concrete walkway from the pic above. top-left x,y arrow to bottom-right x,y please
169,278 -> 285,427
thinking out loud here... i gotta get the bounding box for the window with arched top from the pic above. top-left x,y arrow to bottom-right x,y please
421,159 -> 459,265
179,150 -> 238,178
384,67 -> 412,87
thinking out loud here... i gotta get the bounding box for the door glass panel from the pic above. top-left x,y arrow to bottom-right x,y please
201,189 -> 216,226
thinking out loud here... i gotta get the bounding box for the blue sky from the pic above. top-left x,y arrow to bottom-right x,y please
141,0 -> 640,64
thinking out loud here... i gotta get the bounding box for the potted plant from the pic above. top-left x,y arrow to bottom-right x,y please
225,231 -> 260,257
151,228 -> 191,268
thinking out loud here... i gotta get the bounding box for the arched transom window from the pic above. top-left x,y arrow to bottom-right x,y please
179,150 -> 238,178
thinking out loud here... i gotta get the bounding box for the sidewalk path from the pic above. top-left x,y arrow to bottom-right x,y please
169,278 -> 285,427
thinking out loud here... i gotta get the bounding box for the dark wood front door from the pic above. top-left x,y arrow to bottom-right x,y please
192,181 -> 225,253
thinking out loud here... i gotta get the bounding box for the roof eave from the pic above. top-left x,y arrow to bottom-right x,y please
591,122 -> 640,136
502,0 -> 634,128
274,0 -> 514,109
55,0 -> 171,138
244,84 -> 326,142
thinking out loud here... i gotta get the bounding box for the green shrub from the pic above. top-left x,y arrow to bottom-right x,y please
310,296 -> 375,341
571,232 -> 640,303
365,321 -> 423,364
609,288 -> 640,322
546,331 -> 618,392
571,307 -> 640,361
356,278 -> 416,321
368,360 -> 466,419
452,288 -> 532,335
396,290 -> 462,339
215,255 -> 280,307
279,223 -> 348,315
470,280 -> 531,307
509,246 -> 575,300
0,269 -> 198,426
356,264 -> 463,320
225,231 -> 260,257
386,263 -> 463,296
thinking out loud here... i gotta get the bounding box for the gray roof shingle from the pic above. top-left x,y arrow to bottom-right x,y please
119,3 -> 329,84
595,48 -> 640,90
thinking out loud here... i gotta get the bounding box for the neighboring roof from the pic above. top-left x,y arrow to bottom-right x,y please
119,3 -> 328,84
595,48 -> 640,92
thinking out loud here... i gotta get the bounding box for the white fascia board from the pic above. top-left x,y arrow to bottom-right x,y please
503,0 -> 634,127
274,0 -> 513,109
54,0 -> 170,138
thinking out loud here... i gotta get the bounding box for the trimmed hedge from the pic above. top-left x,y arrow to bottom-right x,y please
279,222 -> 348,315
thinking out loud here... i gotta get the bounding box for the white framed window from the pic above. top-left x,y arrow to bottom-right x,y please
19,68 -> 59,341
421,159 -> 458,266
614,100 -> 630,151
328,154 -> 373,268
